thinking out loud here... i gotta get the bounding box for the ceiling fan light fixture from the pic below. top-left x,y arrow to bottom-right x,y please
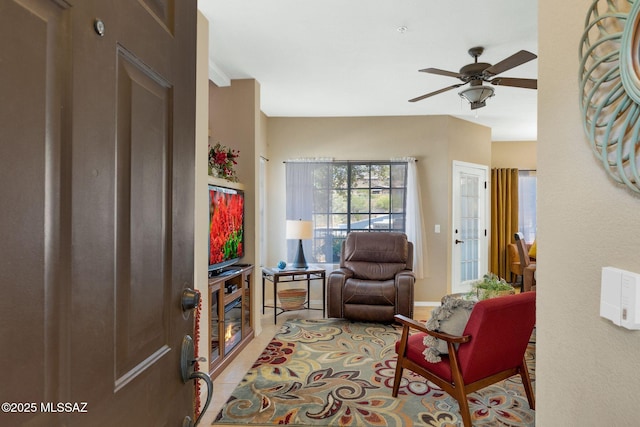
458,85 -> 495,110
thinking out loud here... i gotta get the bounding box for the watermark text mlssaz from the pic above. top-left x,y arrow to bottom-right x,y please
1,402 -> 88,413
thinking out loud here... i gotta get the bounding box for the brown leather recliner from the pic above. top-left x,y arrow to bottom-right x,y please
327,232 -> 415,323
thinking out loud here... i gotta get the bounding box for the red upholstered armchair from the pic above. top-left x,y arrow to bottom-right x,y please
392,292 -> 536,427
327,232 -> 415,323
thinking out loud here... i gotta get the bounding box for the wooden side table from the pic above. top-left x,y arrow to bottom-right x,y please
262,266 -> 326,324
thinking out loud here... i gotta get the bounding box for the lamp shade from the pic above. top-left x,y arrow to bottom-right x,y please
458,85 -> 495,110
286,220 -> 313,240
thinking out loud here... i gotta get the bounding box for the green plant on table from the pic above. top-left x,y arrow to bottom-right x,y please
468,272 -> 515,300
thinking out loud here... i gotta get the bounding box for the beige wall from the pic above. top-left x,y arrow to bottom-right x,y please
491,141 -> 537,169
266,115 -> 491,303
209,79 -> 264,334
209,79 -> 259,267
538,0 -> 640,424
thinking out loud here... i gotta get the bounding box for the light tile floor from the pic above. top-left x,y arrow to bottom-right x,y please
198,306 -> 433,426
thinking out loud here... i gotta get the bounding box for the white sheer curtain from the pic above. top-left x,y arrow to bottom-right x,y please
285,161 -> 314,264
397,157 -> 428,278
285,159 -> 333,264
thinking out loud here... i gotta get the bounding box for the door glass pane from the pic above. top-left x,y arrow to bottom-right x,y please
460,173 -> 480,282
210,290 -> 219,363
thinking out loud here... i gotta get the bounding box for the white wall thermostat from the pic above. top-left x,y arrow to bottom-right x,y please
600,267 -> 640,330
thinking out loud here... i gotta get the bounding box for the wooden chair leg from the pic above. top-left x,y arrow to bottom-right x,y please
392,324 -> 411,398
448,346 -> 472,427
392,362 -> 403,397
456,392 -> 473,427
520,358 -> 536,409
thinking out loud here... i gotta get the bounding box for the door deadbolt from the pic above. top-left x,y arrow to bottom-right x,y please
181,288 -> 200,312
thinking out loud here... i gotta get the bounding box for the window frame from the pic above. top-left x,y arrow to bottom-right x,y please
287,160 -> 409,264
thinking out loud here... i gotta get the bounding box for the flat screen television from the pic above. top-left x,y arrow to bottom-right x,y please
208,184 -> 244,276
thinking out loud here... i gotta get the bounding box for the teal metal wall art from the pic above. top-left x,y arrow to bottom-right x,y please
579,0 -> 640,193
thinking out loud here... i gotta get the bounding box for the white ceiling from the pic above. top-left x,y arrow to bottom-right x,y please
197,0 -> 538,141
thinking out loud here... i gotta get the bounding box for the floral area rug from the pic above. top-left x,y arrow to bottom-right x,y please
213,318 -> 535,426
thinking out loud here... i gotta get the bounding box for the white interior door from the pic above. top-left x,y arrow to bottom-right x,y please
451,161 -> 489,294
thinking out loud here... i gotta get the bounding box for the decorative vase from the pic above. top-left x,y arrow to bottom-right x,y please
278,288 -> 307,311
209,166 -> 222,178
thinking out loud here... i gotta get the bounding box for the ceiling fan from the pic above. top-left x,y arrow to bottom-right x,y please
409,46 -> 537,110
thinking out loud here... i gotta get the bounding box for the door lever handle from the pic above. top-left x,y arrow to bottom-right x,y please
188,371 -> 212,426
181,336 -> 212,426
455,239 -> 464,244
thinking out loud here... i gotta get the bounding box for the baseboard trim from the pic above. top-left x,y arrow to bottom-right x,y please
414,301 -> 441,307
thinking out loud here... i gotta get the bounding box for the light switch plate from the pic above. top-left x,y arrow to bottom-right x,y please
601,267 -> 640,329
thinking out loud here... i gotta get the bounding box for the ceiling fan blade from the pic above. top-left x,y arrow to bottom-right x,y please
408,84 -> 465,103
483,50 -> 537,76
490,77 -> 537,89
419,68 -> 462,79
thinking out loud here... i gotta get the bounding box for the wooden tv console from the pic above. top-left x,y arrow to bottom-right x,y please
207,264 -> 254,378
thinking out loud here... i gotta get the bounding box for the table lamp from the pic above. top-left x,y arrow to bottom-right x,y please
286,219 -> 313,269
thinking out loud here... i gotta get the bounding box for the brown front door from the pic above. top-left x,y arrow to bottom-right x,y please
0,1 -> 197,426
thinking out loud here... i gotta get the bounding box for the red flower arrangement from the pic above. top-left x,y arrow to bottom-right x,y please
209,142 -> 239,182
